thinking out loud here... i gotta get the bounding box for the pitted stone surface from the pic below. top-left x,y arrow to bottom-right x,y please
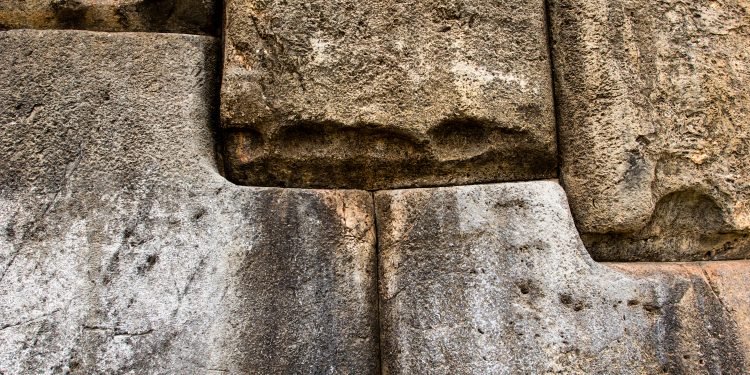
376,181 -> 749,374
0,0 -> 219,35
0,30 -> 379,374
549,0 -> 750,261
221,0 -> 556,189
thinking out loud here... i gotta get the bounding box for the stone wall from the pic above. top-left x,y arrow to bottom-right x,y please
0,1 -> 748,374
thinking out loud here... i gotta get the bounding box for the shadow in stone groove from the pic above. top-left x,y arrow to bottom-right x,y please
4,0 -> 221,35
541,0 -> 565,192
210,0 -> 229,177
370,190 -> 386,375
220,117 -> 555,190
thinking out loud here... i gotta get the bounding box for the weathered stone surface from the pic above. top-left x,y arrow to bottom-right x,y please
0,30 -> 378,374
0,0 -> 219,35
376,181 -> 749,374
549,0 -> 750,261
221,0 -> 557,189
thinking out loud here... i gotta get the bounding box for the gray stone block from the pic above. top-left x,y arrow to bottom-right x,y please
0,30 -> 379,374
376,181 -> 750,374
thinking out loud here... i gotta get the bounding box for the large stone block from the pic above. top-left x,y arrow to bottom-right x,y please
0,30 -> 379,374
221,0 -> 557,189
549,0 -> 750,260
0,0 -> 219,35
376,181 -> 749,374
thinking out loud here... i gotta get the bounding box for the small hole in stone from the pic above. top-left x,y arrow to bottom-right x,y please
559,293 -> 573,305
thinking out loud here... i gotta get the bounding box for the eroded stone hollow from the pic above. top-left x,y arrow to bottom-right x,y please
0,0 -> 220,35
220,0 -> 557,189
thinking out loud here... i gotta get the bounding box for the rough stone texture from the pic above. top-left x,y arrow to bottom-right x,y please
221,0 -> 557,189
549,0 -> 750,261
376,181 -> 750,374
0,0 -> 219,35
0,30 -> 379,374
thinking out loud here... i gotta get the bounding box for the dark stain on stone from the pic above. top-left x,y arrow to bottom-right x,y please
653,277 -> 747,374
137,254 -> 159,275
191,207 -> 207,222
5,218 -> 15,239
624,150 -> 648,188
231,191 -> 379,373
378,192 -> 512,372
495,198 -> 529,210
558,293 -> 586,311
689,275 -> 747,373
102,249 -> 120,285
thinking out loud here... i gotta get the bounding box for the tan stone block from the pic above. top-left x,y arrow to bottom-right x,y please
221,0 -> 557,189
549,0 -> 750,260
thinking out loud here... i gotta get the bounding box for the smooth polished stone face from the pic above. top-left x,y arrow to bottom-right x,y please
220,0 -> 557,189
